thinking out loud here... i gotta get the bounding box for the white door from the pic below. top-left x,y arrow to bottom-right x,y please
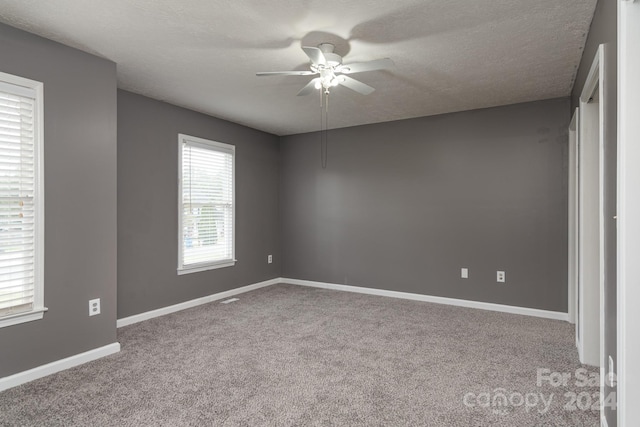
617,1 -> 640,425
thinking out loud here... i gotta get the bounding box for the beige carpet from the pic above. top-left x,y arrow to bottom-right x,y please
0,283 -> 599,426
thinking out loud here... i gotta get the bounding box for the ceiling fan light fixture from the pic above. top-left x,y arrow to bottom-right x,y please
256,43 -> 393,96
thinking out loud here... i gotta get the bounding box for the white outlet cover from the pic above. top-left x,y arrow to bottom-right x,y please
89,298 -> 101,316
497,271 -> 506,282
461,268 -> 468,279
267,254 -> 273,264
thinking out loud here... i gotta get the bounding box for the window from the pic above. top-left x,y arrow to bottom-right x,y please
178,134 -> 235,274
0,72 -> 45,328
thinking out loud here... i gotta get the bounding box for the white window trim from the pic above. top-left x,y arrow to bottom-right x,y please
0,71 -> 46,328
177,134 -> 236,275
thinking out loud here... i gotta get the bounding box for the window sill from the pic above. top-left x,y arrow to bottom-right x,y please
0,307 -> 48,328
177,260 -> 236,275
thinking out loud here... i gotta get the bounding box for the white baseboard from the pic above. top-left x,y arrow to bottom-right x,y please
118,276 -> 568,327
117,277 -> 281,328
0,277 -> 567,393
282,278 -> 569,321
0,342 -> 120,392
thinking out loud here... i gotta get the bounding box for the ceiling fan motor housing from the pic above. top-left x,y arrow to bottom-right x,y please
318,43 -> 342,66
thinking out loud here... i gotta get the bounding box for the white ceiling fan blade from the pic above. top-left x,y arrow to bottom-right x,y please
297,78 -> 321,96
256,70 -> 316,76
341,58 -> 394,74
338,76 -> 375,95
302,46 -> 327,66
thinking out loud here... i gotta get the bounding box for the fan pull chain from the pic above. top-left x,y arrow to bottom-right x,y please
325,92 -> 329,167
325,90 -> 329,113
320,91 -> 329,169
320,90 -> 324,168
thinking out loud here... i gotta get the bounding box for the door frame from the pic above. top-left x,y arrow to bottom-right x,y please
568,108 -> 579,327
617,1 -> 640,425
576,44 -> 606,370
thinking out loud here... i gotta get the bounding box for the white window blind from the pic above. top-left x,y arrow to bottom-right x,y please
0,74 -> 44,324
178,134 -> 235,274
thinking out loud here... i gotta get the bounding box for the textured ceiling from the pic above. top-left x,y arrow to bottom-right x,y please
0,0 -> 597,136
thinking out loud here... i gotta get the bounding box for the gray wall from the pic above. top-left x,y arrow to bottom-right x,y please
0,24 -> 118,377
281,98 -> 570,312
572,0 -> 617,425
117,91 -> 280,319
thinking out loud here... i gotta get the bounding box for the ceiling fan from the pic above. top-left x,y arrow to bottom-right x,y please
256,43 -> 394,96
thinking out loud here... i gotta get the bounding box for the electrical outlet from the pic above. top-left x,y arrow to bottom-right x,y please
497,271 -> 506,283
267,254 -> 273,264
461,268 -> 468,279
89,298 -> 101,316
